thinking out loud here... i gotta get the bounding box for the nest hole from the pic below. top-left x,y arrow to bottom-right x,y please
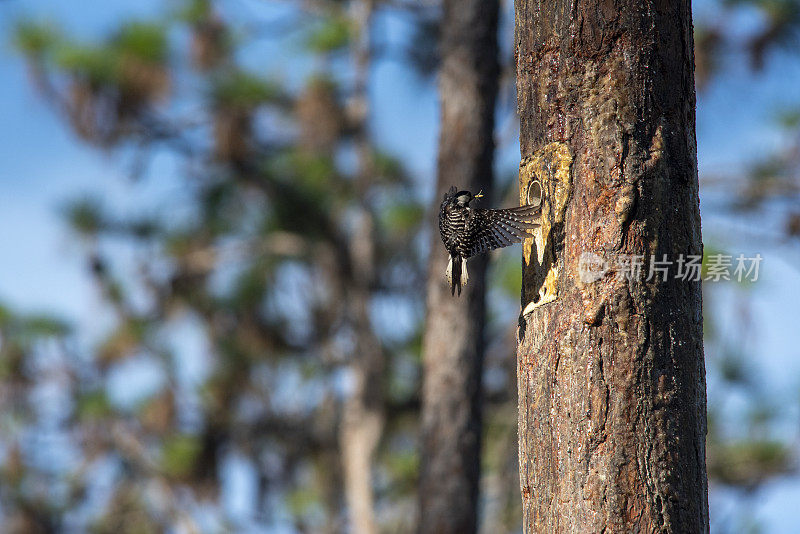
526,179 -> 542,206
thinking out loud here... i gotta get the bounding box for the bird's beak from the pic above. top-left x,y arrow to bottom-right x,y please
474,190 -> 484,199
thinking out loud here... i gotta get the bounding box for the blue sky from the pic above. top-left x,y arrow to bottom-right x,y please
1,0 -> 800,531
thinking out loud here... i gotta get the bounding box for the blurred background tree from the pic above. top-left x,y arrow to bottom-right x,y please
0,0 -> 799,532
8,1 -> 431,531
695,1 -> 800,532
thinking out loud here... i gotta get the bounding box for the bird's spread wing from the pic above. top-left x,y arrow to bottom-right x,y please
466,203 -> 541,257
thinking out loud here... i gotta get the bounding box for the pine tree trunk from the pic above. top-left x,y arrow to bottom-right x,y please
340,2 -> 382,533
513,1 -> 709,532
418,0 -> 500,532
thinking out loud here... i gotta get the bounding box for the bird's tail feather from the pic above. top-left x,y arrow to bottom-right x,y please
447,254 -> 465,296
446,256 -> 453,289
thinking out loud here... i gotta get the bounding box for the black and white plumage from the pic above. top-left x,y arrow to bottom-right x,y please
438,186 -> 541,296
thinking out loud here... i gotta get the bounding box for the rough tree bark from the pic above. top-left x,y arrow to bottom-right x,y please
418,1 -> 500,533
514,1 -> 709,532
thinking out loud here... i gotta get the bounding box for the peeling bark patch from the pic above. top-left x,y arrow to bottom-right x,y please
519,142 -> 573,310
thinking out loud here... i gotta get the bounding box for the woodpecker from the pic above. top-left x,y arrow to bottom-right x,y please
438,186 -> 541,296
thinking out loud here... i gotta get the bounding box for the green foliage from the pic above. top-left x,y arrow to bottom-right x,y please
211,70 -> 281,108
113,22 -> 168,64
230,264 -> 270,309
261,152 -> 340,236
164,230 -> 201,258
21,314 -> 70,337
98,319 -> 148,364
14,20 -> 60,56
285,486 -> 319,517
304,16 -> 350,53
724,0 -> 800,20
160,434 -> 203,478
0,306 -> 70,386
65,199 -> 104,235
750,158 -> 785,182
126,217 -> 161,240
700,244 -> 726,278
718,352 -> 751,386
77,390 -> 113,421
0,305 -> 70,340
492,250 -> 523,298
372,151 -> 406,183
708,439 -> 794,487
0,303 -> 11,326
178,0 -> 213,24
381,202 -> 424,236
55,44 -> 120,85
283,150 -> 337,191
777,106 -> 800,129
384,450 -> 419,486
33,20 -> 166,84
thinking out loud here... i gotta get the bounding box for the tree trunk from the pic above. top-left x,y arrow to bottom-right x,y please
340,2 -> 383,533
513,1 -> 709,533
418,1 -> 500,533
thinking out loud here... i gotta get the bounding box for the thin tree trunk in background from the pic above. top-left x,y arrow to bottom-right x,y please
418,1 -> 499,533
340,2 -> 383,533
514,1 -> 709,532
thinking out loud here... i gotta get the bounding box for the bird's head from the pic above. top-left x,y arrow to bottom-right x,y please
442,186 -> 483,208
